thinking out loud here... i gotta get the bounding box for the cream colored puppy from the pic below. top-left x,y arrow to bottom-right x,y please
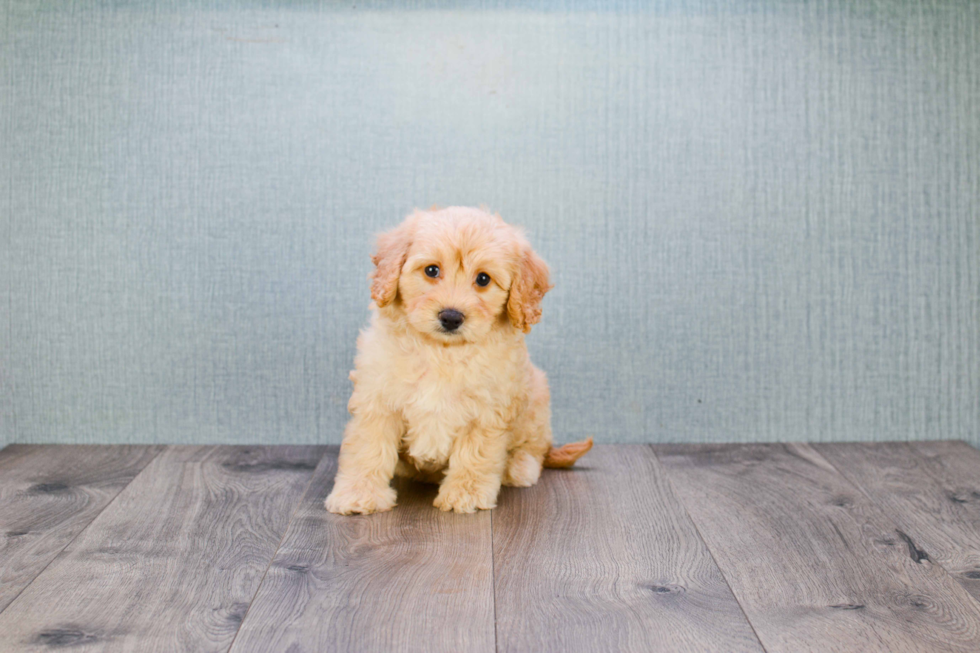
325,206 -> 592,515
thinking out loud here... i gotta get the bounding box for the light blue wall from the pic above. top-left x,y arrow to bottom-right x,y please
2,1 -> 978,447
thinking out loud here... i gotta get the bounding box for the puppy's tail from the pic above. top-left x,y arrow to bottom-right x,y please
542,437 -> 593,469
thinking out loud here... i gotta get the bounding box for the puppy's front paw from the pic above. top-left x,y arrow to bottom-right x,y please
325,483 -> 396,515
433,483 -> 497,514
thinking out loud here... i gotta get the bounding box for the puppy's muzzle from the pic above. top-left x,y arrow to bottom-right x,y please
438,308 -> 465,332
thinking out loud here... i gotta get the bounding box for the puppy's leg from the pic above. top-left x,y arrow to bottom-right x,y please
502,447 -> 546,487
433,424 -> 509,514
502,414 -> 550,487
503,365 -> 551,487
325,410 -> 403,515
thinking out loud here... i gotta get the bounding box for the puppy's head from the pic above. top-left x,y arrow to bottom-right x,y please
370,207 -> 551,343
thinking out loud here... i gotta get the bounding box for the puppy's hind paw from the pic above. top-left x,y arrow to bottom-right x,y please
325,483 -> 396,515
502,450 -> 542,487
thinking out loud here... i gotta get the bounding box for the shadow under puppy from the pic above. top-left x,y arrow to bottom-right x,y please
326,206 -> 592,515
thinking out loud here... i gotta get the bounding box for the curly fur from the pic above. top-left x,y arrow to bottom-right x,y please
325,206 -> 590,515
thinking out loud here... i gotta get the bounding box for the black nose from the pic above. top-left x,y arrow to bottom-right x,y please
438,308 -> 465,332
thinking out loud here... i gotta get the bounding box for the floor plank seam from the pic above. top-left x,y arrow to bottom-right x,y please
0,444 -> 168,618
814,443 -> 980,616
224,447 -> 330,653
647,444 -> 771,653
490,506 -> 499,653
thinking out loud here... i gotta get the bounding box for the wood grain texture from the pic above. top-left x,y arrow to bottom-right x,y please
814,441 -> 980,604
492,445 -> 763,653
229,447 -> 495,653
656,443 -> 980,652
0,444 -> 164,614
0,445 -> 325,652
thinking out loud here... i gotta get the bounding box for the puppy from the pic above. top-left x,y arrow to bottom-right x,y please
325,206 -> 592,514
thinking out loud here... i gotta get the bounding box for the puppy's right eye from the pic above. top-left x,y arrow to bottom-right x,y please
424,265 -> 440,278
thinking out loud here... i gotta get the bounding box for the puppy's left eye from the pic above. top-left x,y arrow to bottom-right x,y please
475,272 -> 491,287
424,265 -> 440,278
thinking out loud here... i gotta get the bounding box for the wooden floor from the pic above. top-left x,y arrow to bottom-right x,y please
1,443 -> 980,651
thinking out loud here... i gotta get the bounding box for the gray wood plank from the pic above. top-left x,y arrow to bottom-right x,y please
656,442 -> 980,653
0,445 -> 164,613
492,445 -> 764,653
229,447 -> 495,653
814,441 -> 980,604
0,445 -> 325,652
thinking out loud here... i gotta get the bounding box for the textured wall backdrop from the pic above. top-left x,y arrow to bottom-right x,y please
2,1 -> 978,447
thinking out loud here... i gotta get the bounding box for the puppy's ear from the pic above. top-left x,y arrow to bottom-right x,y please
507,247 -> 552,333
370,221 -> 413,307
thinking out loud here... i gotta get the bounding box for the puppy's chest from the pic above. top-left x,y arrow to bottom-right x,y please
397,351 -> 501,420
392,347 -> 514,466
